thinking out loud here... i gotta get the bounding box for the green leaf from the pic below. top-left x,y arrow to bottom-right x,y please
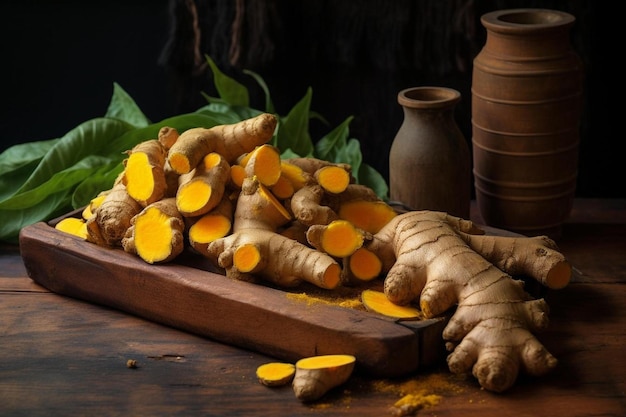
105,82 -> 151,128
333,138 -> 363,181
276,87 -> 314,157
0,189 -> 73,244
358,163 -> 389,201
314,116 -> 353,161
0,138 -> 59,177
15,118 -> 134,195
243,68 -> 276,114
71,161 -> 124,208
0,155 -> 114,210
0,159 -> 42,202
205,55 -> 249,107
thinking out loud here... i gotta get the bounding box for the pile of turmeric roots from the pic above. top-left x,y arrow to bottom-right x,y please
56,113 -> 572,396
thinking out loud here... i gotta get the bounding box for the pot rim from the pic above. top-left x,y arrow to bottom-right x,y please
397,86 -> 461,109
481,8 -> 575,34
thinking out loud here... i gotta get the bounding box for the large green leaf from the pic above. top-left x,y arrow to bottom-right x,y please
0,189 -> 73,244
358,163 -> 389,201
275,88 -> 314,157
243,68 -> 276,114
205,55 -> 249,107
314,117 -> 353,161
16,118 -> 133,194
105,82 -> 151,127
0,155 -> 114,210
0,138 -> 59,177
71,161 -> 124,208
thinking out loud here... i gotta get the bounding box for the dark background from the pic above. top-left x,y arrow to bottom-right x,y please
1,0 -> 619,198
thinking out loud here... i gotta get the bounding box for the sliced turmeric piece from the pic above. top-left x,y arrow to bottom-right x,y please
122,197 -> 185,264
233,243 -> 264,273
229,163 -> 246,189
81,193 -> 107,220
188,196 -> 234,253
306,219 -> 365,258
176,152 -> 231,217
240,144 -> 282,187
361,289 -> 421,320
269,173 -> 295,199
292,354 -> 356,402
279,160 -> 312,190
55,217 -> 88,239
338,200 -> 397,234
123,139 -> 168,207
256,362 -> 296,387
348,247 -> 382,281
314,165 -> 351,194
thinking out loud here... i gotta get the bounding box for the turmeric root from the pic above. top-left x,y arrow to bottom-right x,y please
284,157 -> 352,194
176,152 -> 231,217
188,195 -> 234,255
344,247 -> 383,283
291,354 -> 356,402
167,112 -> 277,174
365,210 -> 571,393
121,197 -> 185,264
306,219 -> 367,258
157,126 -> 179,150
122,139 -> 168,206
86,182 -> 142,247
239,144 -> 282,187
204,176 -> 341,289
256,362 -> 296,387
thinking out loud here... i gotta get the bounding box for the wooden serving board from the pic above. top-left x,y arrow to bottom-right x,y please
18,216 -> 448,378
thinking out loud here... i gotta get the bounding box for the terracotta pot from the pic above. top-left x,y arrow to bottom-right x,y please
389,87 -> 471,218
472,8 -> 584,238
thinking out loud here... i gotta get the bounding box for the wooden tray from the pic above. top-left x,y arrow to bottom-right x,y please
18,214 -> 449,378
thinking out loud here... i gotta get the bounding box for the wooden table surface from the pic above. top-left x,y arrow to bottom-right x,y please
1,199 -> 625,417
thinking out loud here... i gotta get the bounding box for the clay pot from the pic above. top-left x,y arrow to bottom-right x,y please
389,87 -> 471,218
472,8 -> 584,238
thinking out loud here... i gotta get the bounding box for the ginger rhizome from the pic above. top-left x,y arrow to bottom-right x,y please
70,113 -> 573,395
292,354 -> 356,402
167,112 -> 277,174
365,210 -> 572,393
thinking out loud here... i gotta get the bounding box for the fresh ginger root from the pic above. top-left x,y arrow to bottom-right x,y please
205,176 -> 341,289
366,210 -> 572,393
167,112 -> 277,174
121,197 -> 185,264
86,181 -> 143,247
292,354 -> 356,402
284,157 -> 352,194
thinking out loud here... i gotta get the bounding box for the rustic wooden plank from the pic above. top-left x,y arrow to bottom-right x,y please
19,221 -> 448,378
1,283 -> 623,416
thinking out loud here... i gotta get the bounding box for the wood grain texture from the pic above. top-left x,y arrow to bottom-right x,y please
19,220 -> 448,378
2,199 -> 624,416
